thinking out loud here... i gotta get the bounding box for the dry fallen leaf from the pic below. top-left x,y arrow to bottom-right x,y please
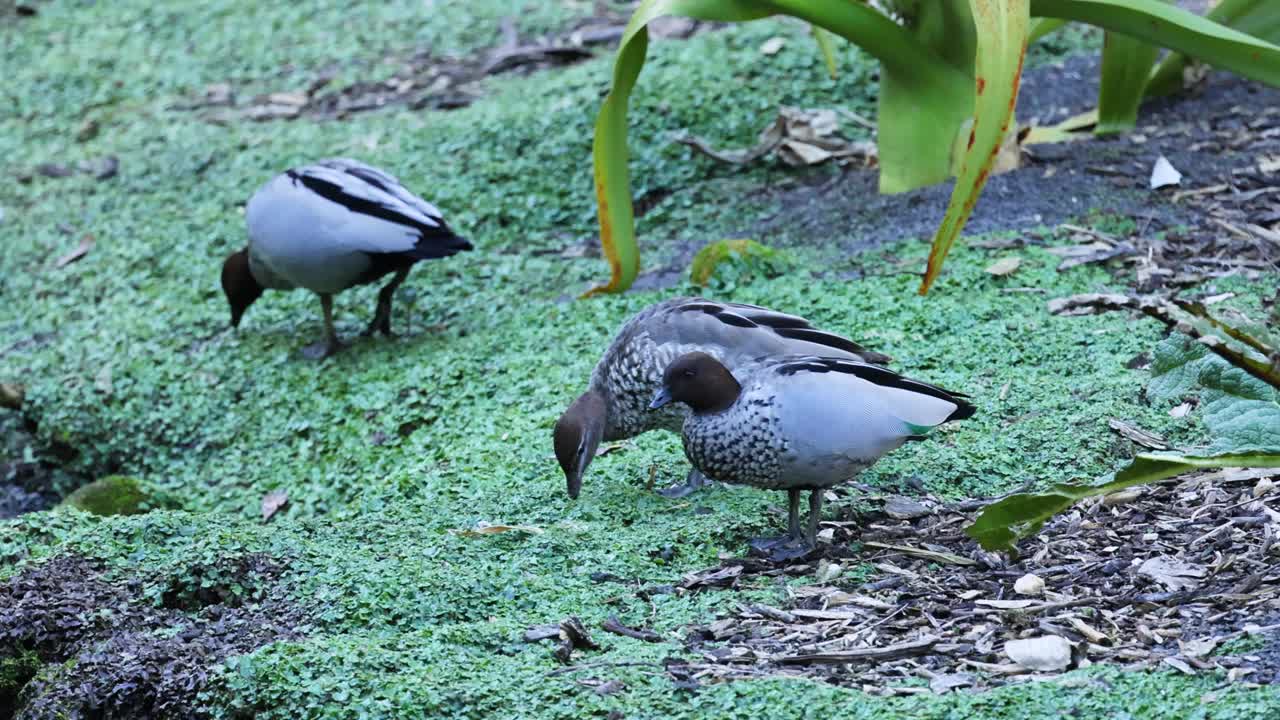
1179,636 -> 1219,659
1150,156 -> 1183,189
975,599 -> 1037,610
1138,556 -> 1205,591
1004,635 -> 1074,672
0,383 -> 23,410
929,673 -> 973,694
985,257 -> 1021,276
1169,402 -> 1193,418
759,36 -> 786,55
453,522 -> 544,537
55,235 -> 95,268
261,490 -> 289,521
679,107 -> 875,168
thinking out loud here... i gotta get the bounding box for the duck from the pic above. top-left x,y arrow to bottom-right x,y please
220,158 -> 473,358
553,297 -> 891,499
649,351 -> 973,560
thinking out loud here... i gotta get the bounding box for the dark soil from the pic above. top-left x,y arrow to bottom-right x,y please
0,415 -> 74,520
671,467 -> 1280,693
636,54 -> 1280,287
0,554 -> 305,719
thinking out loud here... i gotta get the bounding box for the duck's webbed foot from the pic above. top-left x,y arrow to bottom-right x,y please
301,337 -> 344,360
747,488 -> 817,562
303,294 -> 344,359
748,536 -> 814,562
656,468 -> 709,499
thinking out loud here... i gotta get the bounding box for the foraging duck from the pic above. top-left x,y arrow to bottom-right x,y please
220,158 -> 472,358
650,352 -> 973,559
553,298 -> 891,499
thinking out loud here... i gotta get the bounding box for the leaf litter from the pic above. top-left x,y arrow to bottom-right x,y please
645,471 -> 1280,695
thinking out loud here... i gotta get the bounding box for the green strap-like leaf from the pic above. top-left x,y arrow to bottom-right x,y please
589,0 -> 957,295
1148,0 -> 1280,97
811,25 -> 839,79
1096,29 -> 1161,134
1032,0 -> 1280,88
966,451 -> 1280,555
587,1 -> 777,297
919,0 -> 1029,295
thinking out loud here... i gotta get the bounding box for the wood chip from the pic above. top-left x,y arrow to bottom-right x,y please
775,635 -> 939,665
864,541 -> 976,566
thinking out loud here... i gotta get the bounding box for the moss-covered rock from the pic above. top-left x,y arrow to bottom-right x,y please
61,476 -> 149,517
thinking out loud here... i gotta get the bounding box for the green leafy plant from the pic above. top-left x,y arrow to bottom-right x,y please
588,0 -> 1280,296
968,335 -> 1280,556
688,238 -> 791,290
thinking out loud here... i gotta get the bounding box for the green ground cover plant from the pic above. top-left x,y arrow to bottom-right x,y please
2,1 -> 1277,717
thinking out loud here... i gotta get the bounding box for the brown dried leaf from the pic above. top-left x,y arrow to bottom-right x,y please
0,383 -> 24,410
453,523 -> 543,537
1138,556 -> 1206,591
1107,418 -> 1170,450
985,257 -> 1021,276
681,564 -> 743,590
261,490 -> 289,521
54,235 -> 94,268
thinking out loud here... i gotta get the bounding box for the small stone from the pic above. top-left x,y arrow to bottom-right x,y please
1253,478 -> 1275,498
1014,573 -> 1045,596
1005,635 -> 1073,672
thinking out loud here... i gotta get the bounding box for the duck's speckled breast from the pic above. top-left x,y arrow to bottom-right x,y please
680,385 -> 787,489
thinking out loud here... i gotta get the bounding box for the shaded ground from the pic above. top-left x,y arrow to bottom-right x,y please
0,555 -> 302,719
0,416 -> 76,519
632,55 -> 1280,288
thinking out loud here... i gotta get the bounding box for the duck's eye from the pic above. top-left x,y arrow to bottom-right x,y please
682,369 -> 696,378
576,443 -> 587,457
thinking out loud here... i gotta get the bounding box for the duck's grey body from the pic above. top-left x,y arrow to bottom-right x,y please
652,352 -> 973,555
225,157 -> 472,357
588,298 -> 890,442
245,158 -> 467,294
680,356 -> 970,491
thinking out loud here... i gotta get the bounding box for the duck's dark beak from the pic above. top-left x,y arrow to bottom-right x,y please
649,387 -> 672,410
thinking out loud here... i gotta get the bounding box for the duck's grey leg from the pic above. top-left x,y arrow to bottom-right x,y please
751,489 -> 813,563
656,468 -> 709,499
365,267 -> 410,337
787,488 -> 802,541
806,489 -> 824,547
303,294 -> 344,359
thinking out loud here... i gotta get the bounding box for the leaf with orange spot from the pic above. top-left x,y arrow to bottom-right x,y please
920,0 -> 1029,295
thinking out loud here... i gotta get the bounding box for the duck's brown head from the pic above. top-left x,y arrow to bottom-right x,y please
220,249 -> 264,328
554,390 -> 607,499
650,352 -> 741,414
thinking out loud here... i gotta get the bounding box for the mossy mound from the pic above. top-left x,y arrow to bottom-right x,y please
61,476 -> 150,517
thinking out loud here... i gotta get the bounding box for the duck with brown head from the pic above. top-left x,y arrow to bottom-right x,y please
652,351 -> 974,562
222,157 -> 472,359
554,297 -> 891,499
